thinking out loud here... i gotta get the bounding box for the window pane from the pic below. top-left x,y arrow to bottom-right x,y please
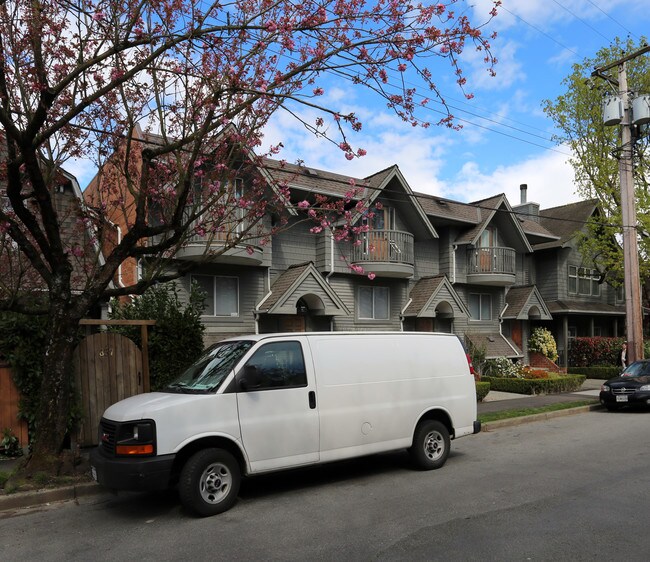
215,277 -> 238,316
374,287 -> 389,319
359,287 -> 373,319
578,275 -> 590,294
592,276 -> 600,296
481,295 -> 491,320
469,294 -> 480,319
568,276 -> 577,294
193,275 -> 215,316
244,341 -> 306,390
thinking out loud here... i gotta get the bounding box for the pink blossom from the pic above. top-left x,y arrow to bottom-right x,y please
367,272 -> 376,280
297,200 -> 310,209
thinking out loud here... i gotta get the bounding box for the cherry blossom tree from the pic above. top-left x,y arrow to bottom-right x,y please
0,0 -> 499,473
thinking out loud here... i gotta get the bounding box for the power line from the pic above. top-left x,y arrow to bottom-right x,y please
583,0 -> 642,42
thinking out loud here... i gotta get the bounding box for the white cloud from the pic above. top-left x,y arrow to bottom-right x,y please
437,148 -> 581,209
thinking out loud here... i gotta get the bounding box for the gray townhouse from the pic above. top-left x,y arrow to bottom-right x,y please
83,130 -> 625,370
157,159 -> 625,370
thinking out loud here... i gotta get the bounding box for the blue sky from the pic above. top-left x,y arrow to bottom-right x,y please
65,1 -> 649,211
260,0 -> 650,211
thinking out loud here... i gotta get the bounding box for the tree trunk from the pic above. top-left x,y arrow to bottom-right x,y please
24,309 -> 81,476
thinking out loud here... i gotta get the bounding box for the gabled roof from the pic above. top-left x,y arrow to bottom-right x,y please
454,194 -> 533,253
256,262 -> 350,316
535,199 -> 599,250
465,332 -> 522,359
502,285 -> 552,320
402,275 -> 470,318
262,160 -> 438,240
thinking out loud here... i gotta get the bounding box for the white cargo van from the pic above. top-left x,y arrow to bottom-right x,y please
90,332 -> 480,516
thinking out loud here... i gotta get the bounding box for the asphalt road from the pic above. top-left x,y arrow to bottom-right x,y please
2,409 -> 649,561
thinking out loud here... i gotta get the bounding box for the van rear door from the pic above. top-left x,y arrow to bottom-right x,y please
236,339 -> 319,472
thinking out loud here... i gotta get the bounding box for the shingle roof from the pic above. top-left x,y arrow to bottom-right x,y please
535,200 -> 599,249
503,285 -> 552,320
414,193 -> 481,224
465,332 -> 522,359
546,300 -> 625,315
261,158 -> 371,199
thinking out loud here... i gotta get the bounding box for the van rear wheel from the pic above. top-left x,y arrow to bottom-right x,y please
409,420 -> 450,470
179,448 -> 241,516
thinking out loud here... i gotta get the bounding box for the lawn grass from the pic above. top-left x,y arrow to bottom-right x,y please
478,399 -> 599,423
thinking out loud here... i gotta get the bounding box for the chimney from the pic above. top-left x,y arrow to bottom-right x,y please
513,183 -> 540,223
520,183 -> 528,205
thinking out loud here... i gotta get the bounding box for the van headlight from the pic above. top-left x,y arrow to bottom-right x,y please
601,384 -> 610,392
115,420 -> 156,456
638,385 -> 650,391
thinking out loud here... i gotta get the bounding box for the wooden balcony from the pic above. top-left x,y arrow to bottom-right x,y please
351,230 -> 414,278
466,246 -> 516,286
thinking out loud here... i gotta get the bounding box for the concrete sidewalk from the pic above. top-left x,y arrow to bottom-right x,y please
478,378 -> 602,415
0,379 -> 605,516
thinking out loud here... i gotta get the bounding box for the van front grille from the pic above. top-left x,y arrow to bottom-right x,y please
99,418 -> 117,455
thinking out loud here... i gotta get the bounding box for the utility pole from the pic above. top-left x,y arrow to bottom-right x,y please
593,45 -> 650,363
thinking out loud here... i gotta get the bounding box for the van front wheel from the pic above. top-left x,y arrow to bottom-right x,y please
409,420 -> 450,470
179,448 -> 241,516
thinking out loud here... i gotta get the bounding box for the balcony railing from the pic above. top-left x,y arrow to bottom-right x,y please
351,230 -> 414,265
466,246 -> 516,275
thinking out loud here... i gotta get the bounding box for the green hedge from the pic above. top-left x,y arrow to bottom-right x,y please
569,367 -> 621,380
476,382 -> 490,402
482,375 -> 586,395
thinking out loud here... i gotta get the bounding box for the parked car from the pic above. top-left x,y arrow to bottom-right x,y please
600,360 -> 650,411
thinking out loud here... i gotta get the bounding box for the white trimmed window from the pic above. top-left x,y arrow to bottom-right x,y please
568,266 -> 601,296
469,293 -> 492,320
358,286 -> 389,320
192,275 -> 239,317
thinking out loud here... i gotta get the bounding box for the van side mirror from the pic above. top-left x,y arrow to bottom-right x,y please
239,364 -> 261,391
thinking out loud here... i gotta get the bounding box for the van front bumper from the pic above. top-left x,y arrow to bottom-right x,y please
90,447 -> 176,491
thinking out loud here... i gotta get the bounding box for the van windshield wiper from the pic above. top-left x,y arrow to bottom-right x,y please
165,382 -> 190,393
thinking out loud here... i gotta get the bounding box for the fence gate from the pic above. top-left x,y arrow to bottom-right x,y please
73,332 -> 144,447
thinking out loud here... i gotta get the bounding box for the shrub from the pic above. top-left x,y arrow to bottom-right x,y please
475,382 -> 490,402
109,282 -> 205,390
569,366 -> 621,380
483,357 -> 521,378
528,327 -> 558,363
482,374 -> 586,395
466,338 -> 487,377
568,337 -> 624,367
0,311 -> 49,442
0,428 -> 23,458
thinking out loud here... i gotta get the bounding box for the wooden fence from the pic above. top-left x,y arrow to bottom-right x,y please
0,361 -> 29,448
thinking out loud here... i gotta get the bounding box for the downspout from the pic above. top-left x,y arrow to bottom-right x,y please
451,244 -> 457,283
254,267 -> 273,335
326,229 -> 335,330
116,226 -> 124,288
326,227 -> 335,284
400,298 -> 413,332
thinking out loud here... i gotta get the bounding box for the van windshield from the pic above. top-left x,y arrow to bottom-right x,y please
164,340 -> 253,393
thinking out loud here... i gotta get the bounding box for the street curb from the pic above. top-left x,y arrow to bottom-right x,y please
481,403 -> 604,431
0,481 -> 107,513
1,403 -> 603,515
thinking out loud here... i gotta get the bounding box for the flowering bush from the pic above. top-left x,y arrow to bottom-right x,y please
482,357 -> 522,379
528,328 -> 558,362
568,337 -> 624,367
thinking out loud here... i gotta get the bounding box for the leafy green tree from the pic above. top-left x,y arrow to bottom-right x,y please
109,283 -> 205,391
542,37 -> 650,293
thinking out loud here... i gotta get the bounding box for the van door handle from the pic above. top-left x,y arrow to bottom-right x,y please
308,391 -> 316,409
